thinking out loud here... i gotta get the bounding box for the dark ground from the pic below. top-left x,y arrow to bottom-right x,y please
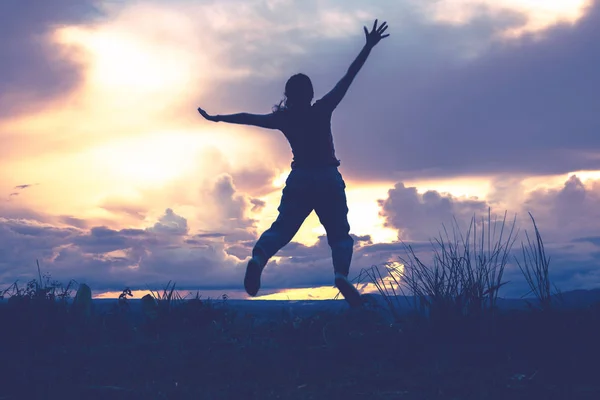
1,297 -> 600,400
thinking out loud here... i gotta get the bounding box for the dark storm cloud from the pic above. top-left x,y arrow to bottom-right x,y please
0,0 -> 100,117
337,1 -> 600,180
207,0 -> 600,180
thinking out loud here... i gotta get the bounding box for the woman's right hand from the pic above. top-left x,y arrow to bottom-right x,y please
197,107 -> 219,122
364,19 -> 389,49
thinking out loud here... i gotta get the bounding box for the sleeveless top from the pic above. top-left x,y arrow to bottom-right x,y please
271,99 -> 340,169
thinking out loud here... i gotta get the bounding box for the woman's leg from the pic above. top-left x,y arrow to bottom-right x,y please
313,168 -> 354,275
313,168 -> 361,307
245,170 -> 313,296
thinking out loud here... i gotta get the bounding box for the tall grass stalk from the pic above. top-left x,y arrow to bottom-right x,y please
367,210 -> 518,322
515,212 -> 560,311
148,281 -> 185,312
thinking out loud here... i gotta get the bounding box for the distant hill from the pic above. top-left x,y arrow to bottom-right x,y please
553,288 -> 600,308
361,288 -> 600,311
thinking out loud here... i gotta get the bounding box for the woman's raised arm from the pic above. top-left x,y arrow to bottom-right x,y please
317,19 -> 389,112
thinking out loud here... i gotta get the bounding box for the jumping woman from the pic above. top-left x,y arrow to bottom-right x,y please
198,19 -> 390,307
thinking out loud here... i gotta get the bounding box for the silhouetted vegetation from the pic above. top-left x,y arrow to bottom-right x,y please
0,214 -> 599,399
516,212 -> 563,311
360,210 -> 518,324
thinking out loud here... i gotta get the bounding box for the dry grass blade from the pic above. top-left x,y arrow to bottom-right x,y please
515,213 -> 558,311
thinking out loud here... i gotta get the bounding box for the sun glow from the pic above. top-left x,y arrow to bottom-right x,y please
56,22 -> 197,100
86,133 -> 203,188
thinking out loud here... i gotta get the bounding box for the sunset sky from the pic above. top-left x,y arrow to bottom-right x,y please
2,0 -> 599,300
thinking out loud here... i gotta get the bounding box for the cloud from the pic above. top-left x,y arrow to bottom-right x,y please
0,211 -> 245,292
0,0 -> 99,117
4,0 -> 598,178
0,217 -> 80,277
0,199 -> 398,294
225,241 -> 254,260
147,208 -> 189,236
523,175 -> 600,241
378,182 -> 489,240
3,173 -> 600,297
231,168 -> 279,197
100,201 -> 147,221
167,0 -> 600,182
71,226 -> 143,254
411,0 -> 590,37
194,232 -> 227,239
14,184 -> 35,190
371,174 -> 600,296
333,0 -> 600,181
5,183 -> 39,201
57,216 -> 89,229
500,239 -> 600,297
0,195 -> 261,292
197,174 -> 260,242
250,198 -> 266,213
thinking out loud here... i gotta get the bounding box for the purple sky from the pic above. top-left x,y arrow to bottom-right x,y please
1,0 -> 599,298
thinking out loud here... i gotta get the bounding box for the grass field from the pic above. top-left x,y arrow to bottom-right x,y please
1,213 -> 599,399
1,289 -> 599,399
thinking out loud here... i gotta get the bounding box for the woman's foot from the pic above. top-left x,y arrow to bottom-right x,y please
334,272 -> 363,308
244,257 -> 265,296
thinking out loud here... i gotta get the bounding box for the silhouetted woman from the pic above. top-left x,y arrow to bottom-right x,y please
198,20 -> 389,307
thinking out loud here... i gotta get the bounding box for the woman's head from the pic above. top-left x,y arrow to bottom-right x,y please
275,73 -> 313,111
